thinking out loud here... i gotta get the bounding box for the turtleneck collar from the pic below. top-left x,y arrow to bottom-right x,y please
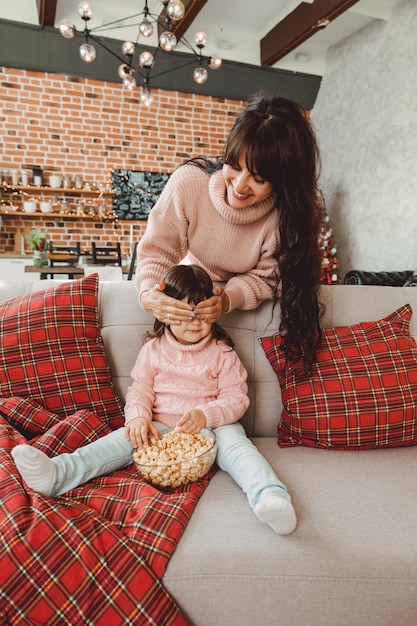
162,328 -> 213,356
208,169 -> 276,225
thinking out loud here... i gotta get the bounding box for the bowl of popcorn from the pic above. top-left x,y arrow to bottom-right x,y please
132,428 -> 217,488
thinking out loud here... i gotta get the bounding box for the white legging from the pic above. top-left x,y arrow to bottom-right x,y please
49,422 -> 290,507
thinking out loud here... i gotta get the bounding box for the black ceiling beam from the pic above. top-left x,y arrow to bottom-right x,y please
0,19 -> 321,109
261,0 -> 360,67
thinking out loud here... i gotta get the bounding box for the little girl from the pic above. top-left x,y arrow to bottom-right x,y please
12,264 -> 296,535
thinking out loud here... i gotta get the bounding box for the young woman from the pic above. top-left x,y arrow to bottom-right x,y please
137,91 -> 323,370
12,265 -> 296,535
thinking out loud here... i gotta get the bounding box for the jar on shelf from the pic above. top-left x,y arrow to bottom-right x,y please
32,166 -> 43,187
21,169 -> 30,186
11,169 -> 19,186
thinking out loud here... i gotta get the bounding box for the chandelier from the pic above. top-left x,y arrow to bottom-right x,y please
58,1 -> 222,106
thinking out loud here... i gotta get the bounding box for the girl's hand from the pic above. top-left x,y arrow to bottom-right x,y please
125,417 -> 160,449
194,285 -> 230,323
176,409 -> 207,434
140,280 -> 194,324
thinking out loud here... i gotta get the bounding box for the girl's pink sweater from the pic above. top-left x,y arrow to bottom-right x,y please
136,164 -> 280,312
124,330 -> 250,429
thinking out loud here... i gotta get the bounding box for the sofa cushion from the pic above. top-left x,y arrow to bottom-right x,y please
0,274 -> 124,430
259,305 -> 417,449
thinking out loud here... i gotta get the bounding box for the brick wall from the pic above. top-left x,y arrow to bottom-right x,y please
0,67 -> 244,256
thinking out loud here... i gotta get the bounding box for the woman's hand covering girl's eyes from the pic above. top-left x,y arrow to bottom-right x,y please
194,286 -> 230,323
140,280 -> 194,324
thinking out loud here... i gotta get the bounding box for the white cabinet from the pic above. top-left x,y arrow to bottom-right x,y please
0,256 -> 38,281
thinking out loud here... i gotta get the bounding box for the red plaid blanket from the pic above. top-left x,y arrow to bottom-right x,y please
0,398 -> 214,625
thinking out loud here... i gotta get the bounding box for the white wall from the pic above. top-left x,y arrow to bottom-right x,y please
311,0 -> 417,277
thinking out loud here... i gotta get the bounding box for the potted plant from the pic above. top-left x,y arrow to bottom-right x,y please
26,228 -> 48,267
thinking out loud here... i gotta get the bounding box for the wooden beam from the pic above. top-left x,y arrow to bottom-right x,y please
159,0 -> 208,41
37,0 -> 58,28
261,0 -> 361,67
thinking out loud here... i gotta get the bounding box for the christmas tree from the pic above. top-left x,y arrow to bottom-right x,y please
317,191 -> 341,285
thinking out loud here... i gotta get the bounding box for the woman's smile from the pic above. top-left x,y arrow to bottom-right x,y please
223,149 -> 273,209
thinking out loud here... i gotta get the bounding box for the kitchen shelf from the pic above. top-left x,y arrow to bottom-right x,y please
1,184 -> 114,196
0,182 -> 116,222
0,209 -> 117,222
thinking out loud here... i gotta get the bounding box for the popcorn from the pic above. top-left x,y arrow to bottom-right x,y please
132,430 -> 216,488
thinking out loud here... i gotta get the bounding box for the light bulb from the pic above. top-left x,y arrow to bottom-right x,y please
78,1 -> 93,20
123,75 -> 137,90
194,32 -> 207,48
58,19 -> 76,39
118,64 -> 131,80
193,66 -> 208,84
140,91 -> 154,107
139,19 -> 154,37
167,0 -> 185,21
79,43 -> 96,62
122,41 -> 135,57
208,54 -> 222,70
139,51 -> 154,68
159,31 -> 177,52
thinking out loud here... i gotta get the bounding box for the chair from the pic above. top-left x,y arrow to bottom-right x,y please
48,243 -> 81,279
91,242 -> 122,266
127,241 -> 138,281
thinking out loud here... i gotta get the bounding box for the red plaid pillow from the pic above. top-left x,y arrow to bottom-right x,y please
0,274 -> 123,430
259,305 -> 417,449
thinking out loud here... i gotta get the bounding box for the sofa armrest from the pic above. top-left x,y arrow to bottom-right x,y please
343,270 -> 414,286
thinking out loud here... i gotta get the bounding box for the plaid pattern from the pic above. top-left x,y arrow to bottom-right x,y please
1,399 -> 214,624
259,305 -> 417,449
0,275 -> 124,430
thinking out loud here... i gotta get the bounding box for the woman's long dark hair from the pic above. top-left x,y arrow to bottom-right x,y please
185,91 -> 323,369
144,264 -> 235,348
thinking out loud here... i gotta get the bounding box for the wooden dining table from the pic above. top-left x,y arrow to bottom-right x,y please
24,265 -> 85,279
24,253 -> 130,279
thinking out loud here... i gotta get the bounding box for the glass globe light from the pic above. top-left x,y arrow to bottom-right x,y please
208,54 -> 222,70
167,0 -> 185,21
78,1 -> 93,20
140,90 -> 154,107
122,41 -> 135,57
79,43 -> 96,63
123,75 -> 137,90
193,66 -> 208,84
139,19 -> 154,37
159,31 -> 177,52
118,64 -> 131,80
194,32 -> 207,48
58,19 -> 76,39
139,51 -> 154,68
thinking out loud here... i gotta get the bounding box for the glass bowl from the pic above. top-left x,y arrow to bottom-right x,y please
132,427 -> 216,488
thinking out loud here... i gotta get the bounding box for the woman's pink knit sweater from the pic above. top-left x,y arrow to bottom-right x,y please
136,164 -> 279,311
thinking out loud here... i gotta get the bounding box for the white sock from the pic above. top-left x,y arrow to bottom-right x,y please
12,444 -> 57,497
254,495 -> 297,535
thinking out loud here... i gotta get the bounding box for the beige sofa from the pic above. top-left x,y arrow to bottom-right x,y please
2,280 -> 417,626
